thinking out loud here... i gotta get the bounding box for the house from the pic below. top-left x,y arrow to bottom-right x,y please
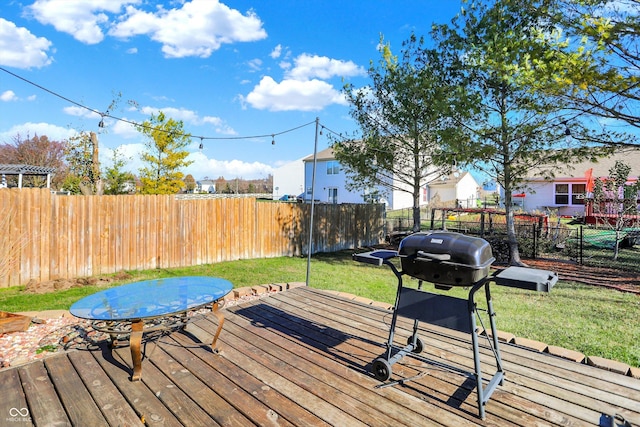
293,147 -> 479,209
272,157 -> 305,200
426,171 -> 481,209
196,179 -> 216,194
511,148 -> 640,216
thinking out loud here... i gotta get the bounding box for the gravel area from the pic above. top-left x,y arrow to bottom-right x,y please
0,291 -> 275,370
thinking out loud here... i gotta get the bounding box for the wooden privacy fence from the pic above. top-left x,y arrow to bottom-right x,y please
0,189 -> 384,288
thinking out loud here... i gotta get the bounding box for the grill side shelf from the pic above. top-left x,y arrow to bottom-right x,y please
493,266 -> 558,292
352,250 -> 398,266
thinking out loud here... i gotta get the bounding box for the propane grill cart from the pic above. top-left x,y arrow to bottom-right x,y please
354,232 -> 558,419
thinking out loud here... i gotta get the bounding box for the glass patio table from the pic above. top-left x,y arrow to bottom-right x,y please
70,276 -> 233,381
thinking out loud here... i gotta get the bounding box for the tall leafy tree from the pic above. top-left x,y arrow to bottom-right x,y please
103,147 -> 135,195
136,112 -> 193,195
433,0 -> 618,265
184,174 -> 196,193
0,134 -> 68,188
64,131 -> 103,195
334,34 -> 469,231
536,0 -> 640,131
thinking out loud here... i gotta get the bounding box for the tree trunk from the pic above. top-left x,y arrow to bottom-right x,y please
503,184 -> 526,266
412,204 -> 421,232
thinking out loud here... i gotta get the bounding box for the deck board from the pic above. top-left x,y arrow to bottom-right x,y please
1,287 -> 639,426
44,355 -> 110,427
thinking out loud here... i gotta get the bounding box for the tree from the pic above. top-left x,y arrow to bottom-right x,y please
104,147 -> 136,195
64,131 -> 103,195
432,0 -> 619,265
334,34 -> 468,232
184,174 -> 196,193
0,134 -> 68,188
591,160 -> 640,259
537,0 -> 640,131
136,112 -> 194,195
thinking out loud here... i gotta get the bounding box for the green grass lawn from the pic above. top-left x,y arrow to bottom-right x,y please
1,251 -> 638,368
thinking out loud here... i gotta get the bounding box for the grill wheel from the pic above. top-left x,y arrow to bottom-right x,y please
408,336 -> 424,354
372,357 -> 392,381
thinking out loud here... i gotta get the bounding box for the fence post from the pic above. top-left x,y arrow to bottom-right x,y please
579,225 -> 583,265
532,223 -> 537,259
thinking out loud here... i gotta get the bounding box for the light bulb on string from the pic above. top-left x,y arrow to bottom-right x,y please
271,134 -> 275,145
199,138 -> 204,151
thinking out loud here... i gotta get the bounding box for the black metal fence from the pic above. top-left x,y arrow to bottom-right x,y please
385,212 -> 640,274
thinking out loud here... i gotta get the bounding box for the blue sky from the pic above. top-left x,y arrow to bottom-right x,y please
1,0 -> 463,180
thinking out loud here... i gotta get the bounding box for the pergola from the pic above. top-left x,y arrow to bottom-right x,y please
0,164 -> 56,189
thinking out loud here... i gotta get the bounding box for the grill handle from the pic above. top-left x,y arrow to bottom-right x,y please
416,251 -> 451,262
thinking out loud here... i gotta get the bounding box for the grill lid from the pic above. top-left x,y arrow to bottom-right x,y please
399,232 -> 494,266
398,232 -> 495,286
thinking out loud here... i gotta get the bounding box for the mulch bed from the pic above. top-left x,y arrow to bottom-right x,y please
514,258 -> 640,295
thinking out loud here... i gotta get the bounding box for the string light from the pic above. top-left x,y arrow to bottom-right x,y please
0,66 -> 326,146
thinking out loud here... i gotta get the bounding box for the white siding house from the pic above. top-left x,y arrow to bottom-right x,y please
510,148 -> 640,216
426,171 -> 480,208
302,148 -> 372,204
297,147 -> 478,209
272,157 -> 305,200
196,179 -> 216,193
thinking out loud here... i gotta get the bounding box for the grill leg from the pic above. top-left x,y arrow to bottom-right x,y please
469,300 -> 485,419
469,281 -> 505,419
486,284 -> 504,379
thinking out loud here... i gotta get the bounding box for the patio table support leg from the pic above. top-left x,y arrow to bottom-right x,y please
130,320 -> 144,381
211,301 -> 225,352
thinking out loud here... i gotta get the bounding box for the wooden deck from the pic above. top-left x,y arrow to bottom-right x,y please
2,286 -> 639,426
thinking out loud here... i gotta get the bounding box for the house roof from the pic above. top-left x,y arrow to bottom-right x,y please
528,147 -> 640,179
303,147 -> 335,162
427,171 -> 472,186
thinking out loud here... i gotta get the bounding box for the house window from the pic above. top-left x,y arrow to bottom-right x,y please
571,184 -> 586,205
555,184 -> 569,204
326,161 -> 340,175
328,187 -> 338,204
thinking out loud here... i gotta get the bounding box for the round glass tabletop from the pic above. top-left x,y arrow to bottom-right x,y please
70,276 -> 233,321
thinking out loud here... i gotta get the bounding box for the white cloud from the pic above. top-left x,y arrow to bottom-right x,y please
103,144 -> 273,180
241,53 -> 363,111
247,58 -> 262,72
270,44 -> 282,59
138,106 -> 234,130
126,47 -> 138,54
243,76 -> 347,112
63,106 -> 102,119
202,117 -> 237,135
1,90 -> 18,102
0,18 -> 53,68
0,122 -> 75,142
110,118 -> 139,139
110,0 -> 267,58
185,152 -> 273,180
286,54 -> 366,81
28,0 -> 136,44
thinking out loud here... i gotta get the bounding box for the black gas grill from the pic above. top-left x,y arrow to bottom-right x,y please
399,231 -> 495,287
354,231 -> 557,419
